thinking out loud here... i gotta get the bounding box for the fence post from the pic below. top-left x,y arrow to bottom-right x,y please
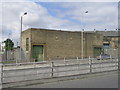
89,56 -> 92,73
110,55 -> 112,60
0,64 -> 3,88
118,59 -> 120,71
100,55 -> 102,71
64,57 -> 66,62
34,59 -> 36,68
64,57 -> 66,65
77,57 -> 78,60
77,57 -> 79,64
51,62 -> 54,78
16,59 -> 18,65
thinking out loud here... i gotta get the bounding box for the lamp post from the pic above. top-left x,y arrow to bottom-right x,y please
81,29 -> 84,60
94,29 -> 96,32
81,11 -> 88,60
116,29 -> 118,32
20,12 -> 27,61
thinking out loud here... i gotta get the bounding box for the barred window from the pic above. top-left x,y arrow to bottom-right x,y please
26,38 -> 29,51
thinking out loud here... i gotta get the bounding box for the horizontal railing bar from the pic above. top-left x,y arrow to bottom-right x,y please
3,59 -> 118,66
91,62 -> 118,65
3,62 -> 118,72
53,63 -> 89,67
3,66 -> 52,72
2,64 -> 118,78
3,61 -> 118,72
2,71 -> 51,78
2,67 -> 90,78
92,65 -> 118,69
3,63 -> 90,72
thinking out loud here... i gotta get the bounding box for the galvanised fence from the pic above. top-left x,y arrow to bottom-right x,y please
0,58 -> 119,88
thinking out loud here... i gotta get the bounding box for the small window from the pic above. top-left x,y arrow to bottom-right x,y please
26,38 -> 29,51
103,44 -> 110,49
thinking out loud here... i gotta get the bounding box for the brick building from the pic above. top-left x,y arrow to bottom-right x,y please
22,28 -> 103,62
96,31 -> 119,58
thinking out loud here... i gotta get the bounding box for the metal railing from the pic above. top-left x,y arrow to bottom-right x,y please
0,58 -> 118,88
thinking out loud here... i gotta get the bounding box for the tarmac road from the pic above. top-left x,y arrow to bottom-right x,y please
20,71 -> 118,88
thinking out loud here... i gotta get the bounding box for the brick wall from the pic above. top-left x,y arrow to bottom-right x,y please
22,28 -> 103,61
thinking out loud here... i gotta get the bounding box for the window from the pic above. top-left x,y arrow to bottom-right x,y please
26,38 -> 29,51
103,44 -> 110,49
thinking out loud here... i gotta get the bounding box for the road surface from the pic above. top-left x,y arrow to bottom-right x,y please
20,71 -> 118,88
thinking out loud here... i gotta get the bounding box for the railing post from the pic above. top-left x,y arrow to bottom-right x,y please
34,59 -> 36,68
77,57 -> 78,60
64,57 -> 66,62
110,55 -> 112,60
115,58 -> 118,70
100,55 -> 102,71
99,54 -> 101,60
118,59 -> 120,71
117,58 -> 118,70
89,56 -> 92,73
64,57 -> 66,65
16,59 -> 18,65
77,57 -> 79,63
49,58 -> 51,61
51,62 -> 54,78
0,64 -> 3,88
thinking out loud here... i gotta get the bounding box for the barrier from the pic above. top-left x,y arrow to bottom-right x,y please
1,58 -> 118,88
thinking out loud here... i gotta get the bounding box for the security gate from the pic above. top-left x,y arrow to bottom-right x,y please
32,45 -> 44,61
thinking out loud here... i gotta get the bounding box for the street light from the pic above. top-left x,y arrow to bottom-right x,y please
94,29 -> 96,32
105,29 -> 107,32
20,12 -> 27,61
81,29 -> 84,60
81,11 -> 88,60
116,29 -> 118,32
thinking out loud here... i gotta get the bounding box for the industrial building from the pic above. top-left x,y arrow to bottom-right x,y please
97,31 -> 119,58
21,28 -> 103,62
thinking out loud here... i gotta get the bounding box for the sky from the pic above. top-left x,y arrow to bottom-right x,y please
0,0 -> 119,46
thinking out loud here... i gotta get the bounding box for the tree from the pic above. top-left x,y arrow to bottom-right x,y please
4,38 -> 14,51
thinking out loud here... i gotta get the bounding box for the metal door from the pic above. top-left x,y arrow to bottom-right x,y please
94,47 -> 102,57
32,45 -> 43,61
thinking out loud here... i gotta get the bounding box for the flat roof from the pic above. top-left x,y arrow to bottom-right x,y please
23,28 -> 119,37
96,31 -> 119,37
22,28 -> 98,34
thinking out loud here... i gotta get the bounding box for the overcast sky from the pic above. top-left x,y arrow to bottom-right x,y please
0,0 -> 119,46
